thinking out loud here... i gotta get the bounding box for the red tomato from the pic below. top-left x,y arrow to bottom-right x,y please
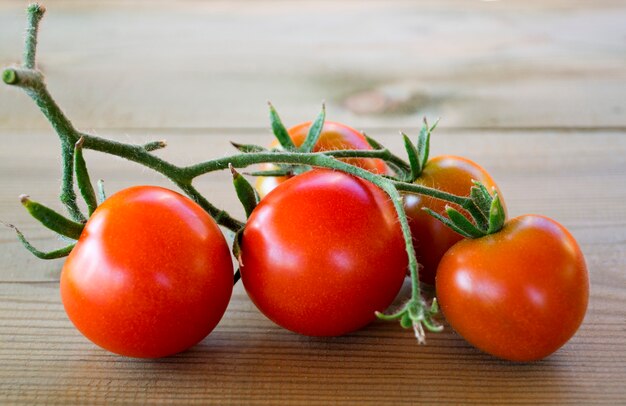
436,215 -> 589,361
256,121 -> 388,197
61,186 -> 233,358
403,155 -> 505,285
241,169 -> 407,336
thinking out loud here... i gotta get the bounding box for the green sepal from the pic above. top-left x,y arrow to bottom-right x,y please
363,133 -> 384,150
230,164 -> 259,218
445,206 -> 486,238
96,179 -> 106,204
416,118 -> 431,174
20,195 -> 84,240
402,132 -> 421,182
231,228 -> 245,284
73,137 -> 98,216
230,142 -> 267,153
299,104 -> 326,152
423,207 -> 475,239
2,222 -> 75,259
376,298 -> 442,344
268,102 -> 296,150
470,181 -> 493,215
400,312 -> 412,329
486,190 -> 506,234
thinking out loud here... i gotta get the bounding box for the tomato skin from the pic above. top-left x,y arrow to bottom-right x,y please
241,169 -> 407,336
436,215 -> 589,362
256,121 -> 388,197
403,155 -> 505,285
61,186 -> 233,358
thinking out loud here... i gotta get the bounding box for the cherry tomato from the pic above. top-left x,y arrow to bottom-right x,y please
61,186 -> 233,358
241,169 -> 407,336
436,215 -> 589,362
403,155 -> 505,285
256,121 -> 388,197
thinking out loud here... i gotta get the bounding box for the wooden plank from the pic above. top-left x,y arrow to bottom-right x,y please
1,0 -> 625,130
0,128 -> 624,403
1,129 -> 625,281
0,280 -> 624,405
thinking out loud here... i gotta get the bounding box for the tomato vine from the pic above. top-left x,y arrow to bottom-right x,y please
3,3 -> 507,343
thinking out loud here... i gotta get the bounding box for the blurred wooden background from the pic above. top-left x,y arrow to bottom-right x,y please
0,1 -> 625,404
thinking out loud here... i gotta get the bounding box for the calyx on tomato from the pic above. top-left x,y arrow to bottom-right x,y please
252,104 -> 388,198
436,214 -> 589,361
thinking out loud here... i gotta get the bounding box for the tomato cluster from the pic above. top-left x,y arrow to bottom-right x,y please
44,120 -> 588,362
8,3 -> 589,363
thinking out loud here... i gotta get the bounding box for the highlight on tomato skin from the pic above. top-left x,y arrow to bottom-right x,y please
403,155 -> 505,286
60,186 -> 234,358
241,169 -> 408,337
435,214 -> 589,362
256,121 -> 388,198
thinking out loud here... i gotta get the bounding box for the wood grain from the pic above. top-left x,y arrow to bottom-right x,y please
0,0 -> 625,404
0,129 -> 624,404
0,0 -> 625,130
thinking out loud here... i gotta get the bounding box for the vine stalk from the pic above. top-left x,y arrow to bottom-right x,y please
1,3 -> 496,341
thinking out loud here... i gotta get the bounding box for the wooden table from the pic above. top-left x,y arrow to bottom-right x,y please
1,1 -> 624,404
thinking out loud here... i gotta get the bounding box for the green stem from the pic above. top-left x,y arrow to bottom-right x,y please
24,4 -> 45,69
324,148 -> 410,173
393,180 -> 471,206
10,68 -> 85,221
74,138 -> 98,216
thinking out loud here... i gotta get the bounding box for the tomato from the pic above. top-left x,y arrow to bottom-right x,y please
60,186 -> 233,358
436,215 -> 589,362
403,155 -> 505,285
241,169 -> 407,336
256,121 -> 388,197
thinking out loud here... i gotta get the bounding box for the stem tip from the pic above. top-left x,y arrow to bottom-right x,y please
19,194 -> 30,205
27,3 -> 46,15
2,69 -> 17,84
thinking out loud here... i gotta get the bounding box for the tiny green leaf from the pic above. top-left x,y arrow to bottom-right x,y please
268,102 -> 296,150
487,190 -> 506,234
402,132 -> 421,182
73,137 -> 98,216
230,142 -> 267,153
300,104 -> 326,152
231,228 -> 245,273
2,222 -> 74,259
445,206 -> 486,239
19,195 -> 84,240
423,207 -> 475,239
230,164 -> 259,218
470,181 -> 493,216
363,132 -> 384,150
400,312 -> 412,329
416,118 -> 431,173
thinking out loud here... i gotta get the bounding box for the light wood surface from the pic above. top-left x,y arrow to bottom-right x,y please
1,1 -> 625,404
